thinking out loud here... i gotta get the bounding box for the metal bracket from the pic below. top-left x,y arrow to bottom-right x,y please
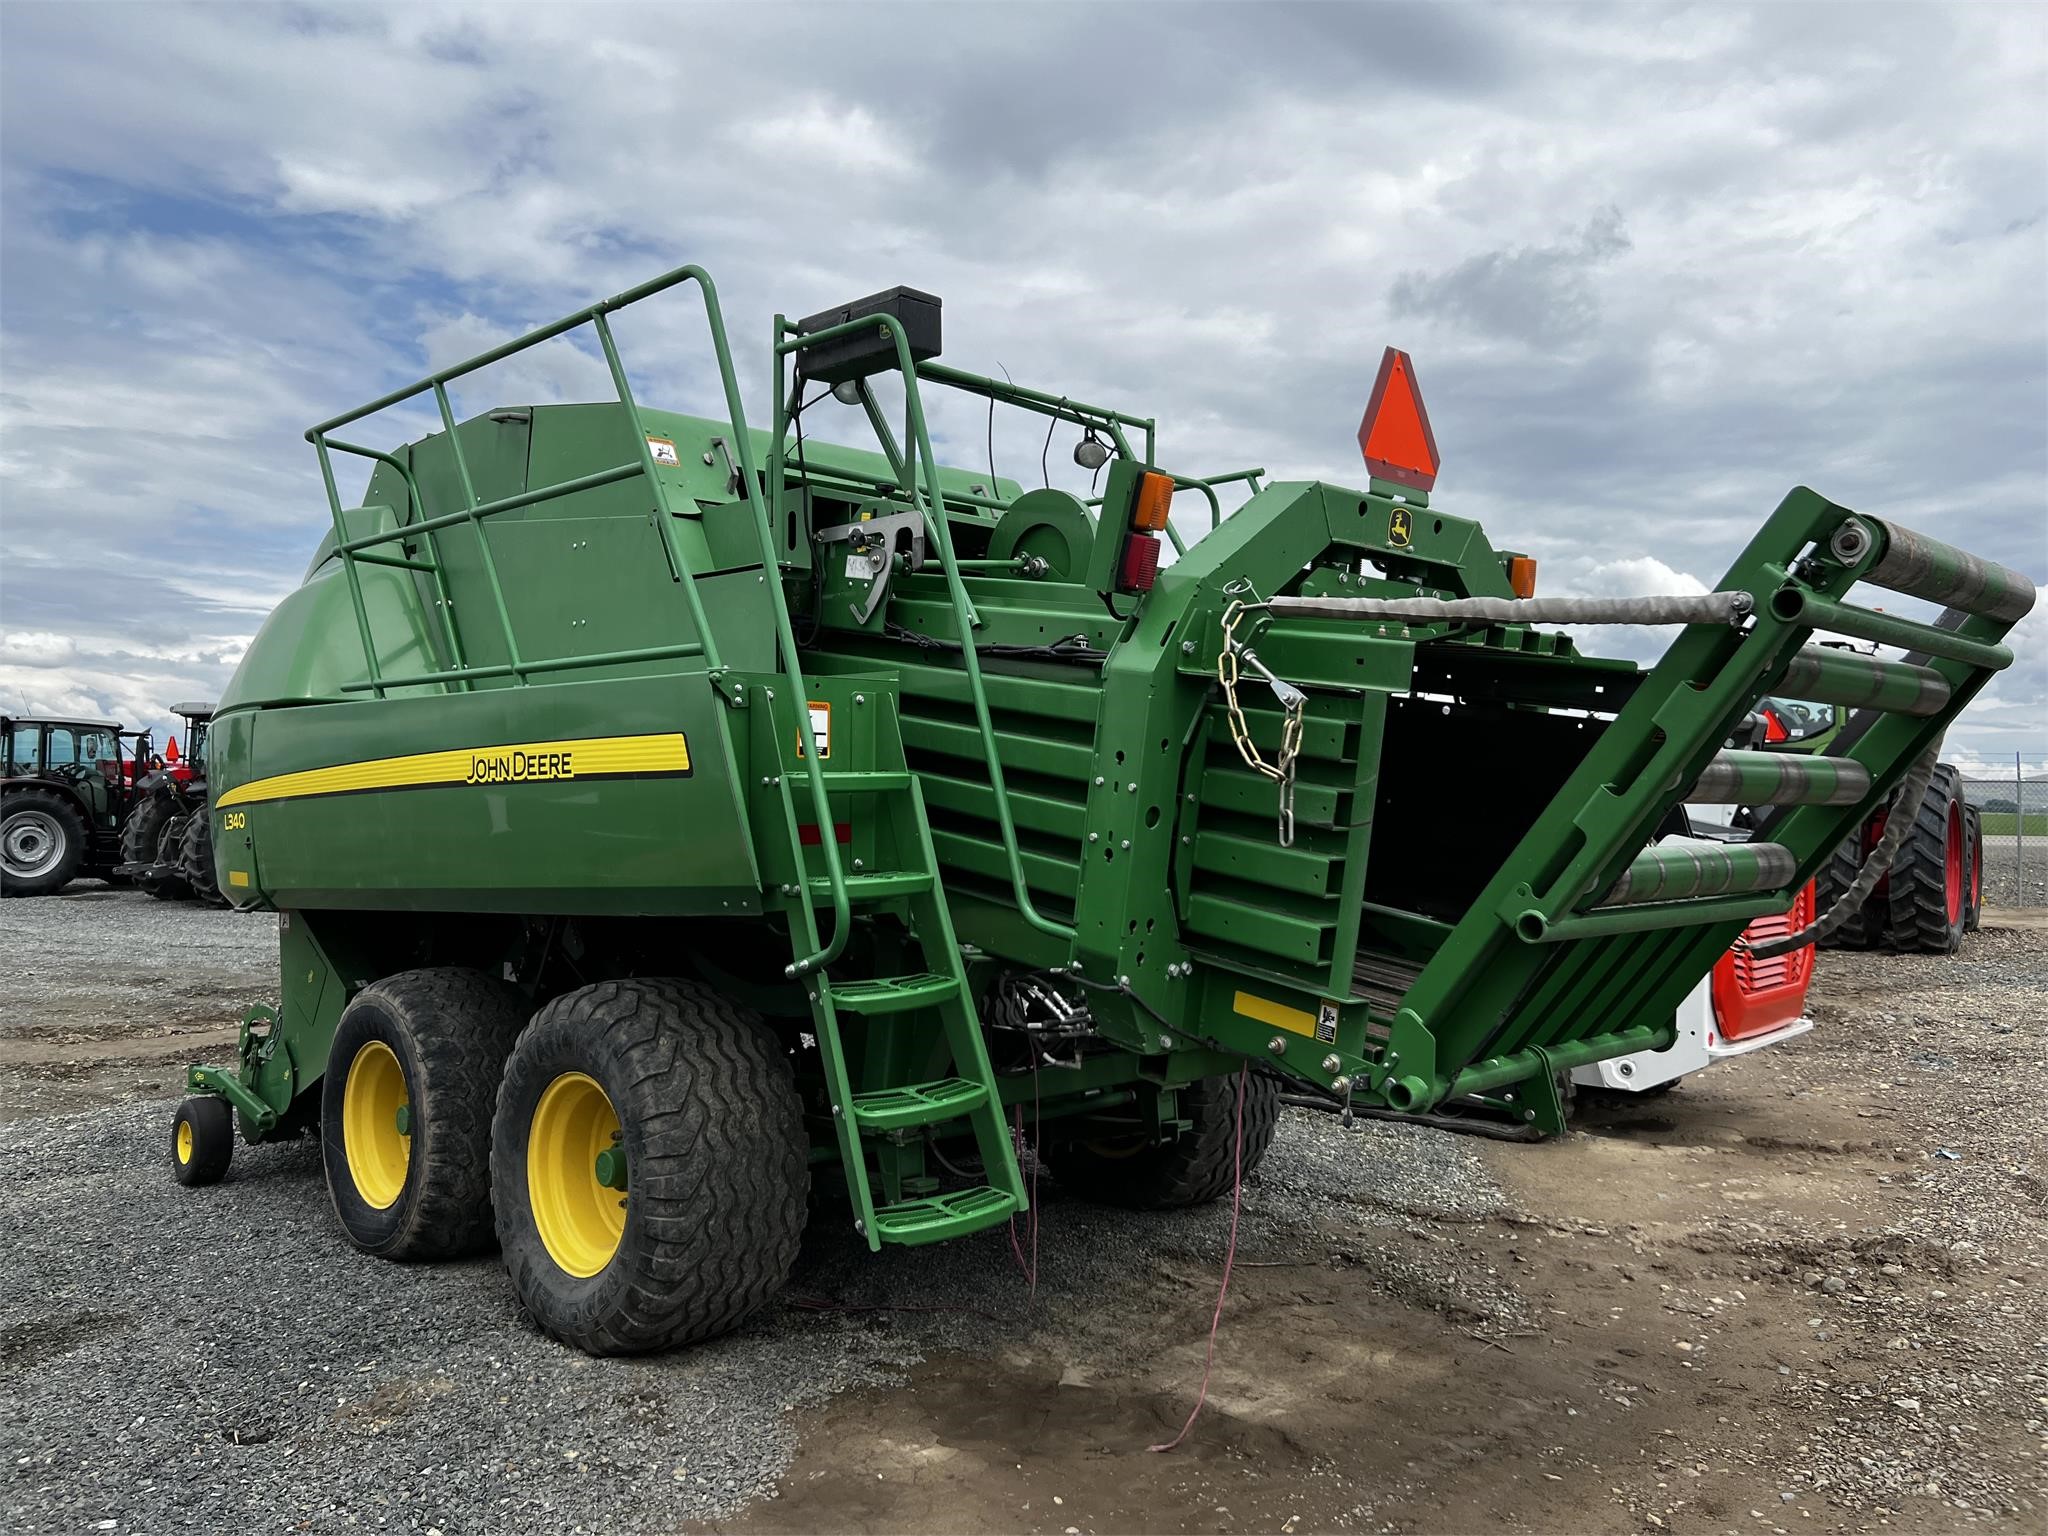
709,435 -> 745,498
186,1063 -> 278,1133
709,668 -> 748,707
815,510 -> 928,623
1522,1045 -> 1569,1138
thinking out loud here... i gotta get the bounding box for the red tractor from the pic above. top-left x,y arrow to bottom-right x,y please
116,702 -> 223,903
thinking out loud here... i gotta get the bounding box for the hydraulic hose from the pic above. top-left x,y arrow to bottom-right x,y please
1742,737 -> 1943,960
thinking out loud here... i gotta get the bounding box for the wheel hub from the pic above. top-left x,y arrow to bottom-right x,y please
1,811 -> 63,878
528,1072 -> 626,1277
341,1039 -> 411,1209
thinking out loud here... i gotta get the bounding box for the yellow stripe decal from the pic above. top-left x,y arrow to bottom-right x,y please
1233,990 -> 1319,1038
215,732 -> 692,809
227,870 -> 251,888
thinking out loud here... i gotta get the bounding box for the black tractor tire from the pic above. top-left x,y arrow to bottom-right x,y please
1,790 -> 86,897
1883,764 -> 1968,955
321,968 -> 531,1262
1963,805 -> 1984,933
491,978 -> 809,1356
1814,832 -> 1881,950
120,793 -> 170,872
178,811 -> 225,906
1044,1068 -> 1280,1209
143,813 -> 192,900
171,1095 -> 234,1186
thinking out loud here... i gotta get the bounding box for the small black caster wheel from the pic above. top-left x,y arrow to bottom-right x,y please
172,1096 -> 234,1186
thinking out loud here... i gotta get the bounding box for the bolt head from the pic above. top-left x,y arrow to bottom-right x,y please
1267,1035 -> 1287,1056
1321,1054 -> 1342,1074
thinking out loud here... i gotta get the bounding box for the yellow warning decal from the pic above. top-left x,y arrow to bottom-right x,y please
228,870 -> 251,888
214,733 -> 692,809
1232,990 -> 1320,1039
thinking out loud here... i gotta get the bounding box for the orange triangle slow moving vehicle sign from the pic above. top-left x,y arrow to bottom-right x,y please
1356,346 -> 1440,493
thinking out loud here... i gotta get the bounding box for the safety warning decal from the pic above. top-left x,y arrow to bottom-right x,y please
646,436 -> 681,467
798,701 -> 832,760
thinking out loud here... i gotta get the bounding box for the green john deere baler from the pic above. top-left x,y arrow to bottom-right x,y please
170,265 -> 2033,1355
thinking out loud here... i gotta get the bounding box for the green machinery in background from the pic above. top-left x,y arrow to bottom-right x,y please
168,265 -> 2033,1356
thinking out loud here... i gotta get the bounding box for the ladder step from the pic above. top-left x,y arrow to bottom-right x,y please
819,770 -> 913,793
824,972 -> 959,1015
849,1077 -> 989,1131
870,1185 -> 1019,1246
802,870 -> 934,903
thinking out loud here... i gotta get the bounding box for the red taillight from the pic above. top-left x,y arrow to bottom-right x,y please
1761,706 -> 1790,744
1119,533 -> 1161,592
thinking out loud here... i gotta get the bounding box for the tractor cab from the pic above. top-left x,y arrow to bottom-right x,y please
1,713 -> 131,896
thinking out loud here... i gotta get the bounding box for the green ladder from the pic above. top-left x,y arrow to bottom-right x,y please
753,683 -> 1026,1250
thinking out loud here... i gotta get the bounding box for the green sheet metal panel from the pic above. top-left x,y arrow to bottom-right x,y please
216,674 -> 757,914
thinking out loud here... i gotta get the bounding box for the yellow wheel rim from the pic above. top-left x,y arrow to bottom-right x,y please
528,1071 -> 626,1278
342,1039 -> 411,1210
176,1118 -> 194,1165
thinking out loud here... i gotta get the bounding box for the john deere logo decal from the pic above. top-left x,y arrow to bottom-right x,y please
1388,508 -> 1413,548
215,733 -> 692,808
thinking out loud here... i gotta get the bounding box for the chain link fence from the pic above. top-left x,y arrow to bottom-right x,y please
1961,767 -> 2047,908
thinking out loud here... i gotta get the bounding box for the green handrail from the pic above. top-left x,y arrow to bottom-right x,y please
301,261 -> 857,975
774,313 -> 1080,948
318,437 -> 470,688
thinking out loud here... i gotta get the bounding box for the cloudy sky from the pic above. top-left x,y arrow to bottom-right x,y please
2,2 -> 2043,770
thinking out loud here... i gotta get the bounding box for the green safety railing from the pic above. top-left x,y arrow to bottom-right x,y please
304,263 -> 860,978
769,313 -> 1099,950
764,328 -> 1271,950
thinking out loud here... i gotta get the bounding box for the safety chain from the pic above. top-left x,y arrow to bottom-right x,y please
1217,599 -> 1306,846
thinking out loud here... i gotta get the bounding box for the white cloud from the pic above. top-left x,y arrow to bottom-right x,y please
0,630 -> 76,667
0,1 -> 2040,767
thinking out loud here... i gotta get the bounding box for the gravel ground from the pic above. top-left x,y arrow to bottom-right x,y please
0,1091 -> 1507,1535
0,883 -> 276,1035
2,892 -> 2041,1535
1976,837 -> 2046,909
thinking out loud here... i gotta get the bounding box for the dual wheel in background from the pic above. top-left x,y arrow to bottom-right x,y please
124,799 -> 226,904
1817,764 -> 1982,954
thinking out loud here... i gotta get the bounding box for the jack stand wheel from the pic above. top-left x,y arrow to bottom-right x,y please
171,1096 -> 233,1186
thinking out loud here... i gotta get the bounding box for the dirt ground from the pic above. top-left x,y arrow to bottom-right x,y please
708,916 -> 2048,1536
1,891 -> 2040,1534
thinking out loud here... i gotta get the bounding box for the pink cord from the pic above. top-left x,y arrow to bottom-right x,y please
1148,1061 -> 1248,1453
